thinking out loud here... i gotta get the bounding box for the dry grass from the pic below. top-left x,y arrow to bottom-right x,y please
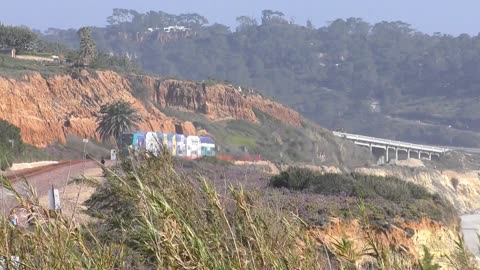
0,151 -> 475,269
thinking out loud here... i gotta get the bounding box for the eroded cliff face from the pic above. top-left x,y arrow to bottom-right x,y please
137,76 -> 303,126
355,162 -> 480,214
310,217 -> 460,268
0,71 -> 194,147
0,71 -> 303,147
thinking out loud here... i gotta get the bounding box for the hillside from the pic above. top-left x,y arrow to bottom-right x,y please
0,66 -> 370,166
42,9 -> 480,147
1,13 -> 480,268
0,64 -> 472,266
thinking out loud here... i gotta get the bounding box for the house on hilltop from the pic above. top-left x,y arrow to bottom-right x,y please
164,25 -> 190,33
0,48 -> 16,58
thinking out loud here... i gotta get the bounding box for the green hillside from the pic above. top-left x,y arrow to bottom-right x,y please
159,107 -> 371,167
42,9 -> 480,147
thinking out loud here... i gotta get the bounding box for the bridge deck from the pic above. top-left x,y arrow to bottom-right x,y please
333,132 -> 449,153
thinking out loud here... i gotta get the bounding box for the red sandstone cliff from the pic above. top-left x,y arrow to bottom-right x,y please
0,71 -> 193,147
137,76 -> 303,126
0,71 -> 303,147
310,217 -> 460,268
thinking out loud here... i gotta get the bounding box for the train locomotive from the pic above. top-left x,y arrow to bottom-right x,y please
120,131 -> 216,159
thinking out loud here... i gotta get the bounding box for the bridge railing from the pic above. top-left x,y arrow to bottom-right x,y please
333,132 -> 449,153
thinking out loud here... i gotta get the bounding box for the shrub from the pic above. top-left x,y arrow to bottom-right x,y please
0,144 -> 13,170
269,168 -> 457,225
0,120 -> 25,170
0,120 -> 24,153
270,168 -> 436,203
450,178 -> 459,191
270,166 -> 318,190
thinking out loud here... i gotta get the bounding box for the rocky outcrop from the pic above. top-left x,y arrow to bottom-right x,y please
136,76 -> 303,126
0,71 -> 193,147
175,121 -> 196,136
310,217 -> 460,268
246,95 -> 303,127
157,79 -> 257,122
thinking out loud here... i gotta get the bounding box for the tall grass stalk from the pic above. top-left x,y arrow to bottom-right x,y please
0,152 -> 476,269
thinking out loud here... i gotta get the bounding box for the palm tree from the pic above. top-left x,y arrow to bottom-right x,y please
77,27 -> 96,66
96,100 -> 142,143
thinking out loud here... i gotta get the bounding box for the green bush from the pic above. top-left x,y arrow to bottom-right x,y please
269,167 -> 457,224
352,174 -> 432,202
0,144 -> 13,170
270,168 -> 434,202
0,120 -> 25,170
270,167 -> 318,190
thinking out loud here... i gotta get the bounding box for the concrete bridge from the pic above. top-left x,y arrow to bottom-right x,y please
333,131 -> 450,161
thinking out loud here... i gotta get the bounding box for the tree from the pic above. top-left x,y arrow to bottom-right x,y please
77,27 -> 96,66
206,24 -> 231,36
0,24 -> 37,53
261,10 -> 286,25
236,16 -> 258,31
177,13 -> 209,27
96,101 -> 142,143
43,9 -> 480,147
0,120 -> 24,170
306,20 -> 314,30
106,8 -> 137,25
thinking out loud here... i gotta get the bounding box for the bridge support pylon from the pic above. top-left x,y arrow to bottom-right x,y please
332,131 -> 448,162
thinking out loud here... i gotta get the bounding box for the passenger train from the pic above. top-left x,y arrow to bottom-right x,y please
120,131 -> 216,158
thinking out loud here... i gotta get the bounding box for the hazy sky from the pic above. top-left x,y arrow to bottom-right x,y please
1,0 -> 478,35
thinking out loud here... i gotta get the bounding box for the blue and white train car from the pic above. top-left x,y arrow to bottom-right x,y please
175,134 -> 187,157
145,132 -> 161,155
186,136 -> 201,158
132,132 -> 146,150
200,136 -> 216,157
167,133 -> 176,155
120,132 -> 216,159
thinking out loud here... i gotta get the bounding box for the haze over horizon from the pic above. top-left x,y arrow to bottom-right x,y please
1,0 -> 479,36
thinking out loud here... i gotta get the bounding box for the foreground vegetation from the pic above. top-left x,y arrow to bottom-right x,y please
0,152 -> 475,269
270,167 -> 458,225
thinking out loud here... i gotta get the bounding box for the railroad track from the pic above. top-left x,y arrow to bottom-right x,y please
5,160 -> 86,181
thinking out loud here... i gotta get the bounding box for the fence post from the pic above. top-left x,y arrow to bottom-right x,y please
48,185 -> 61,212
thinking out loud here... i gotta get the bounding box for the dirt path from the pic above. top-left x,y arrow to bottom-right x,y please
1,160 -> 112,216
